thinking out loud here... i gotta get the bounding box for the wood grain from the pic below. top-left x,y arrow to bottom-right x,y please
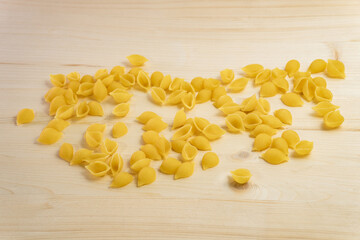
1,0 -> 360,239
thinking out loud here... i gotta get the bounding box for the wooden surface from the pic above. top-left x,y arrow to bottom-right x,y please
1,0 -> 360,239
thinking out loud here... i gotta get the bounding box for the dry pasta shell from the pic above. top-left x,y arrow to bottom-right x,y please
189,136 -> 211,151
82,153 -> 109,164
94,69 -> 108,80
154,135 -> 170,158
274,109 -> 292,125
59,143 -> 73,162
87,123 -> 106,132
93,79 -> 108,102
85,161 -> 110,177
68,81 -> 80,93
250,124 -> 277,138
102,75 -> 114,87
181,92 -> 196,110
271,137 -> 289,155
174,162 -> 195,180
140,144 -> 162,160
109,153 -> 124,176
302,78 -> 316,102
160,157 -> 181,174
88,101 -> 104,116
225,114 -> 245,133
49,95 -> 66,116
128,67 -> 144,77
253,133 -> 272,151
119,73 -> 136,87
193,117 -> 210,132
112,103 -> 130,117
110,66 -> 125,75
244,112 -> 262,130
271,68 -> 287,79
55,105 -> 74,120
137,111 -> 161,124
143,117 -> 168,132
220,68 -> 234,84
308,59 -> 326,73
136,70 -> 151,91
261,148 -> 289,165
255,69 -> 271,85
285,59 -> 300,77
181,81 -> 195,94
169,77 -> 184,91
150,87 -> 166,105
242,64 -> 264,78
85,130 -> 103,148
37,127 -> 63,145
293,71 -> 311,81
312,77 -> 327,88
203,78 -> 220,90
201,152 -> 219,170
256,98 -> 271,115
71,148 -> 93,165
171,140 -> 187,153
44,87 -> 66,102
272,77 -> 289,93
127,54 -> 148,66
294,140 -> 313,156
172,108 -> 187,129
130,150 -> 146,166
76,102 -> 90,118
138,167 -> 156,187
150,71 -> 164,87
312,102 -> 340,116
80,74 -> 94,83
324,110 -> 344,128
227,77 -> 249,93
260,115 -> 284,129
181,142 -> 198,161
64,88 -> 78,105
159,74 -> 171,90
101,138 -> 118,155
142,130 -> 160,145
110,172 -> 133,188
196,89 -> 212,104
172,124 -> 193,141
281,130 -> 300,149
240,94 -> 257,112
212,86 -> 227,101
47,119 -> 70,132
50,74 -> 66,87
16,108 -> 35,125
219,102 -> 242,115
202,124 -> 226,141
166,90 -> 186,105
314,87 -> 333,102
110,89 -> 133,103
293,77 -> 308,93
131,158 -> 151,172
77,82 -> 94,97
260,81 -> 277,97
326,59 -> 345,79
112,122 -> 128,138
231,168 -> 251,184
191,77 -> 204,92
280,92 -> 303,107
213,95 -> 233,108
67,72 -> 80,82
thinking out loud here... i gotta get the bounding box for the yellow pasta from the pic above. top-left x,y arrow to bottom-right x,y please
231,168 -> 251,184
261,148 -> 289,165
109,153 -> 123,176
85,131 -> 103,148
240,94 -> 257,112
76,102 -> 90,118
233,111 -> 247,120
70,148 -> 93,165
271,137 -> 289,155
110,65 -> 125,75
171,139 -> 187,153
302,78 -> 316,102
212,86 -> 227,101
50,74 -> 66,87
129,67 -> 144,77
109,89 -> 133,103
185,118 -> 196,135
154,135 -> 170,158
193,117 -> 210,132
88,101 -> 104,116
112,122 -> 128,138
242,64 -> 264,78
87,123 -> 106,132
169,77 -> 184,91
326,59 -> 345,79
255,69 -> 271,85
127,54 -> 148,66
44,87 -> 66,102
64,88 -> 78,105
16,108 -> 35,125
220,69 -> 234,84
85,161 -> 110,177
55,105 -> 74,120
260,115 -> 284,129
150,71 -> 164,87
102,75 -> 114,87
143,117 -> 168,132
59,143 -> 73,162
203,78 -> 220,90
294,140 -> 313,156
312,77 -> 327,88
213,95 -> 233,108
189,136 -> 211,151
137,111 -> 161,124
101,138 -> 118,155
285,59 -> 300,77
130,150 -> 146,166
202,124 -> 226,141
82,153 -> 109,164
191,77 -> 204,92
110,172 -> 134,188
47,119 -> 70,132
274,109 -> 292,125
159,74 -> 172,90
271,68 -> 287,79
37,127 -> 63,145
174,161 -> 195,180
166,90 -> 186,105
219,102 -> 241,115
201,152 -> 219,170
312,101 -> 340,116
80,75 -> 94,83
256,98 -> 271,115
260,81 -> 278,97
324,110 -> 344,128
137,70 -> 151,91
94,68 -> 109,80
196,89 -> 212,104
68,81 -> 80,93
92,79 -> 107,102
130,158 -> 151,172
67,72 -> 80,82
227,77 -> 249,92
172,108 -> 187,129
272,77 -> 289,93
160,157 -> 181,175
314,87 -> 333,102
119,73 -> 136,87
77,82 -> 94,97
138,167 -> 156,187
253,133 -> 272,151
172,124 -> 193,141
112,103 -> 130,117
141,144 -> 162,160
142,130 -> 160,146
181,81 -> 195,94
225,114 -> 245,133
281,130 -> 300,149
150,87 -> 166,105
181,142 -> 198,161
280,92 -> 304,107
308,59 -> 326,73
181,92 -> 196,110
250,124 -> 277,138
244,112 -> 262,130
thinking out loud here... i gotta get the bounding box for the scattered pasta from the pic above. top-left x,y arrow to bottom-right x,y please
189,136 -> 211,151
231,168 -> 251,184
280,92 -> 304,107
112,103 -> 130,117
253,133 -> 272,151
175,162 -> 195,180
16,108 -> 35,125
201,152 -> 219,170
274,109 -> 292,125
160,157 -> 181,174
261,148 -> 289,165
326,59 -> 345,79
324,110 -> 344,128
111,172 -> 134,188
59,143 -> 73,162
220,69 -> 234,84
37,127 -> 63,145
281,130 -> 300,149
112,122 -> 128,138
294,140 -> 313,156
127,54 -> 148,66
138,167 -> 156,187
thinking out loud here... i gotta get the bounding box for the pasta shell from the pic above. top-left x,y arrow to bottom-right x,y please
87,123 -> 106,132
127,54 -> 148,66
308,59 -> 326,73
71,148 -> 93,165
174,162 -> 195,180
16,108 -> 35,125
233,111 -> 247,120
231,169 -> 251,184
225,114 -> 245,133
256,98 -> 271,114
110,66 -> 125,75
280,92 -> 303,107
130,150 -> 146,166
294,140 -> 313,156
169,77 -> 184,91
138,167 -> 156,187
137,70 -> 151,91
137,111 -> 161,124
324,110 -> 344,128
271,68 -> 287,79
130,158 -> 151,172
119,73 -> 136,87
203,78 -> 220,90
220,69 -> 234,84
302,78 -> 316,102
67,72 -> 80,82
250,124 -> 277,137
110,89 -> 133,103
102,75 -> 114,87
142,130 -> 160,145
55,105 -> 74,120
202,124 -> 226,141
272,77 -> 289,93
93,79 -> 108,102
47,119 -> 70,132
49,96 -> 66,116
82,153 -> 109,164
281,130 -> 300,149
94,69 -> 109,80
219,102 -> 242,115
314,87 -> 333,102
68,81 -> 80,93
50,74 -> 66,87
37,127 -> 63,145
271,137 -> 289,155
181,142 -> 198,161
274,109 -> 292,125
143,118 -> 168,132
191,77 -> 204,92
285,59 -> 300,77
44,87 -> 66,102
240,94 -> 257,112
293,77 -> 308,93
196,89 -> 212,104
244,113 -> 262,130
181,81 -> 195,94
227,78 -> 249,92
128,67 -> 144,77
160,157 -> 181,174
253,133 -> 272,151
150,71 -> 164,87
111,172 -> 133,188
154,135 -> 170,158
172,124 -> 193,141
159,74 -> 171,90
171,140 -> 187,153
211,86 -> 227,101
213,95 -> 233,108
181,92 -> 196,110
109,153 -> 123,176
77,82 -> 94,97
76,102 -> 90,118
260,115 -> 284,129
85,161 -> 110,177
150,87 -> 166,105
326,59 -> 345,79
80,75 -> 94,83
189,136 -> 211,151
312,77 -> 327,88
101,138 -> 118,155
260,81 -> 277,97
261,148 -> 289,165
242,64 -> 264,78
64,88 -> 78,105
293,71 -> 311,82
172,108 -> 187,129
85,131 -> 103,148
88,101 -> 104,116
312,101 -> 339,116
166,90 -> 186,105
59,143 -> 73,162
255,69 -> 271,85
140,144 -> 162,160
112,122 -> 128,138
201,152 -> 219,170
112,103 -> 130,117
193,117 -> 210,132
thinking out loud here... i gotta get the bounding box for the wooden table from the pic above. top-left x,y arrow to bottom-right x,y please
1,0 -> 360,239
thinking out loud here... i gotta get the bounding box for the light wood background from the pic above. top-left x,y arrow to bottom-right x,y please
1,0 -> 360,239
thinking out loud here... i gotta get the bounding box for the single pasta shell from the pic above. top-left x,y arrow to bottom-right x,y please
37,128 -> 63,145
160,157 -> 182,175
280,92 -> 303,107
110,172 -> 134,188
201,152 -> 219,170
261,148 -> 289,165
294,140 -> 313,156
323,110 -> 344,128
138,167 -> 156,187
127,54 -> 148,66
231,168 -> 251,184
16,108 -> 35,125
174,162 -> 195,180
253,133 -> 272,151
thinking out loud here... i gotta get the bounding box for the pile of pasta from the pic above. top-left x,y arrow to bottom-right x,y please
16,54 -> 345,188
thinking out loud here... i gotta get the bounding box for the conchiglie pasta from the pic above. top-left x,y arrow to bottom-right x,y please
312,102 -> 340,116
81,74 -> 94,83
181,81 -> 195,94
326,59 -> 345,79
181,92 -> 196,110
253,133 -> 272,151
94,69 -> 108,80
196,89 -> 212,104
50,74 -> 66,87
242,64 -> 264,78
82,153 -> 108,164
112,122 -> 128,138
212,86 -> 227,101
260,115 -> 284,129
302,78 -> 316,102
172,124 -> 193,141
109,153 -> 123,176
202,124 -> 226,141
191,77 -> 204,92
324,110 -> 344,128
274,109 -> 292,125
314,87 -> 333,102
64,88 -> 78,105
240,94 -> 258,112
250,124 -> 277,138
154,135 -> 170,158
255,69 -> 271,85
219,102 -> 242,115
110,65 -> 125,75
150,71 -> 164,87
280,92 -> 304,107
68,81 -> 80,93
172,108 -> 187,129
272,77 -> 289,93
85,130 -> 103,148
47,119 -> 70,132
201,152 -> 219,170
130,158 -> 151,172
285,59 -> 300,77
143,117 -> 168,132
160,157 -> 181,174
85,161 -> 110,177
37,127 -> 63,145
111,172 -> 134,188
138,167 -> 156,187
166,90 -> 186,105
150,87 -> 166,105
137,70 -> 151,91
312,77 -> 327,88
76,102 -> 90,118
16,108 -> 35,125
281,130 -> 300,149
271,137 -> 289,155
261,148 -> 289,165
244,112 -> 262,130
137,111 -> 161,124
142,130 -> 160,145
220,69 -> 234,84
171,140 -> 187,153
101,138 -> 118,155
260,81 -> 278,97
127,54 -> 148,66
308,59 -> 327,73
225,114 -> 245,133
140,144 -> 162,160
213,95 -> 233,108
128,67 -> 144,77
231,168 -> 251,184
294,140 -> 313,156
93,79 -> 108,102
102,75 -> 114,87
189,136 -> 211,151
169,77 -> 184,91
203,78 -> 220,90
71,148 -> 93,165
181,142 -> 198,161
110,89 -> 133,103
159,74 -> 171,90
112,103 -> 130,117
44,87 -> 66,102
87,123 -> 106,132
119,73 -> 136,87
77,82 -> 94,97
271,68 -> 287,79
192,117 -> 210,132
130,150 -> 146,166
88,101 -> 104,116
227,78 -> 249,92
67,72 -> 80,82
256,98 -> 271,115
59,143 -> 73,162
174,161 -> 195,180
55,105 -> 74,120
